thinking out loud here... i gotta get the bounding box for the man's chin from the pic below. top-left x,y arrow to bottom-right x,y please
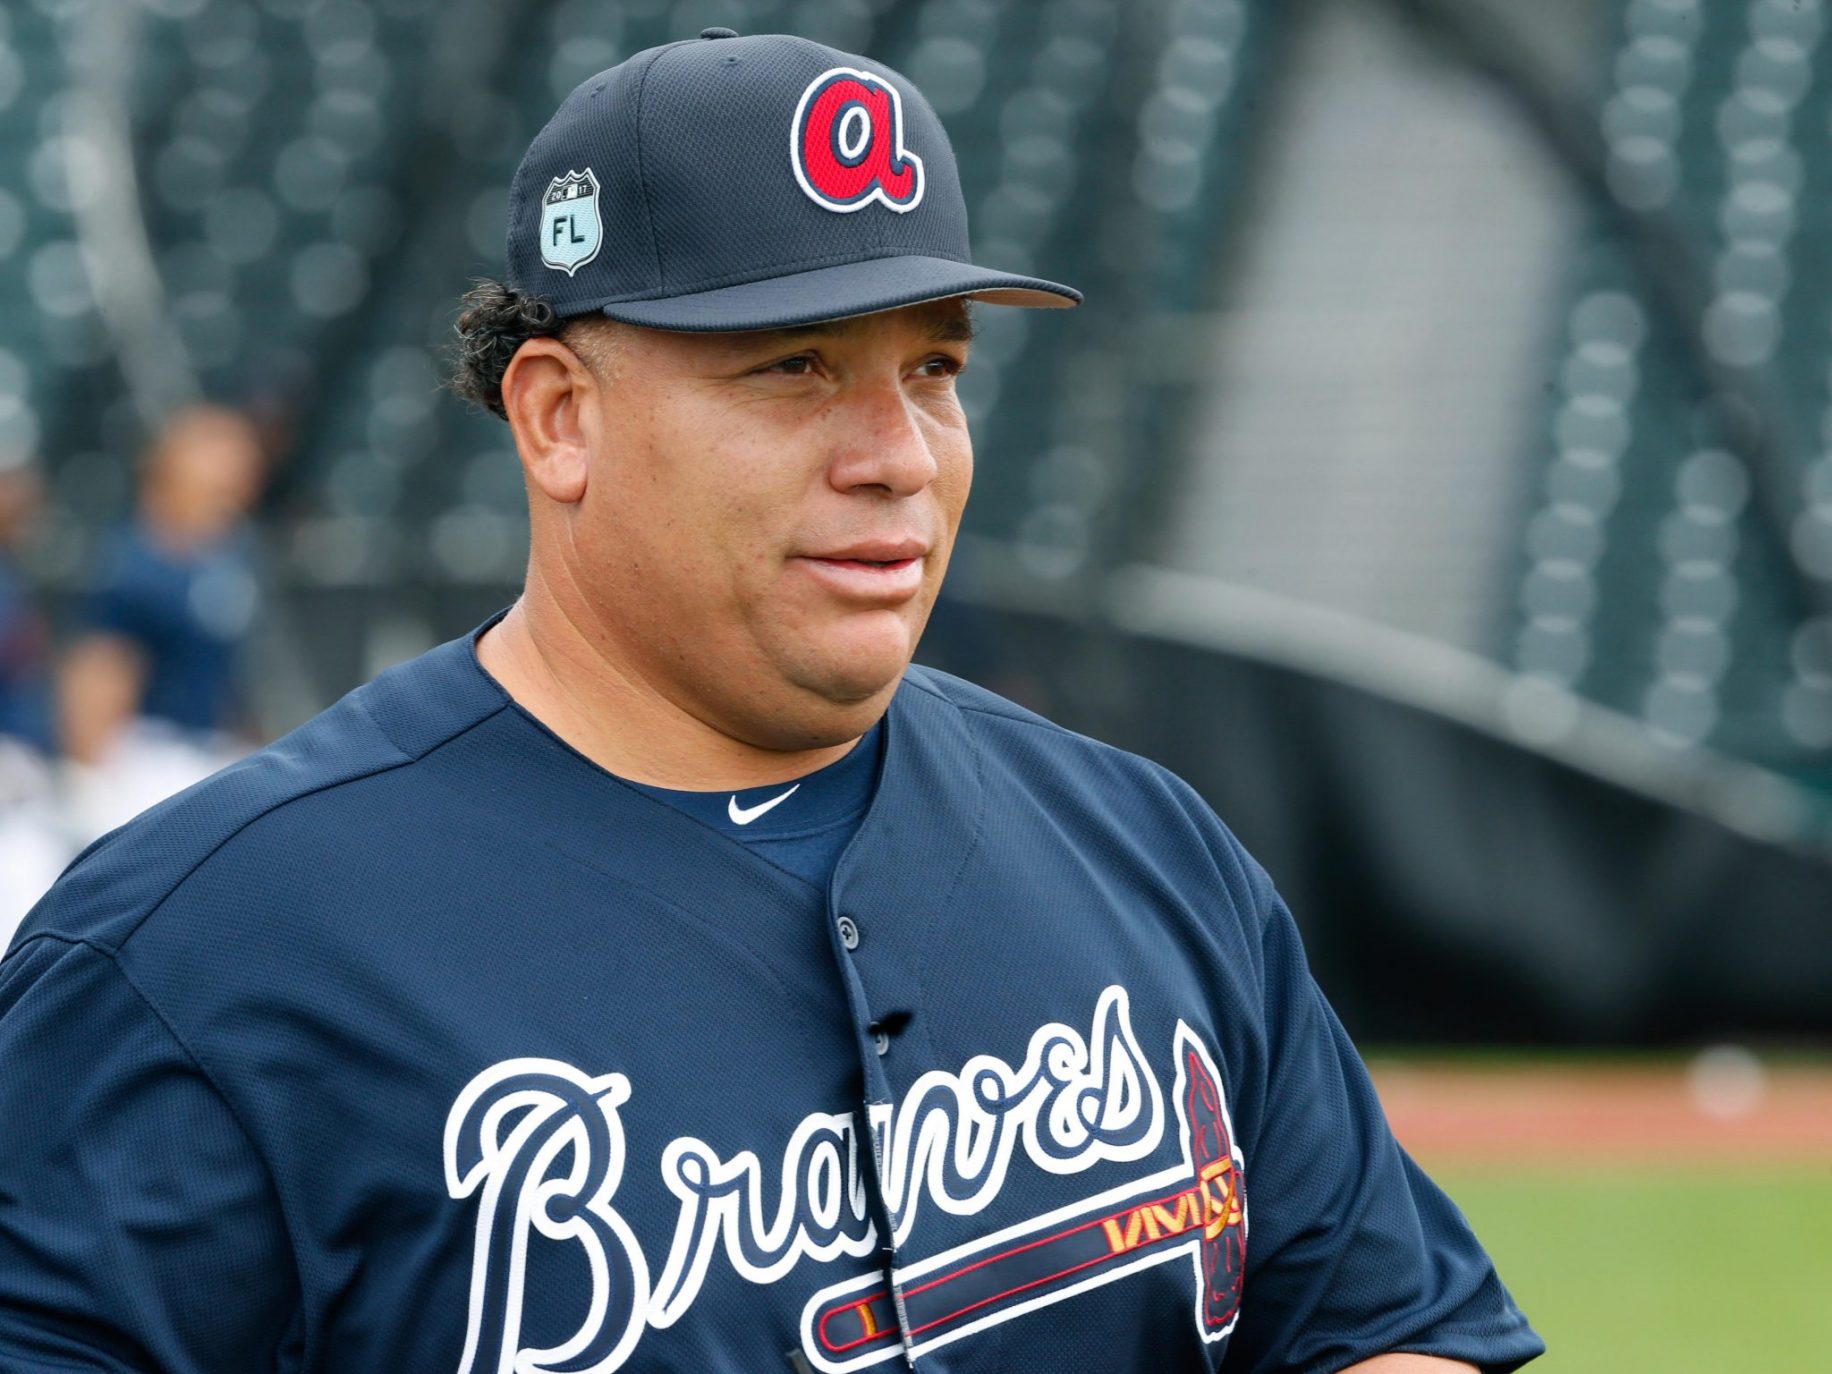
721,661 -> 902,753
773,611 -> 916,692
789,657 -> 908,711
781,626 -> 918,710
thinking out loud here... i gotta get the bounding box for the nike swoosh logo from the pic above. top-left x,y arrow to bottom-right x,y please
728,784 -> 799,826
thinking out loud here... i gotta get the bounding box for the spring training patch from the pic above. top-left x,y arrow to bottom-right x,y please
443,985 -> 1247,1373
540,168 -> 602,276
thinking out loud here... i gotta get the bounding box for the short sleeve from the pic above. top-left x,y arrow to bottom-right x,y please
0,936 -> 298,1372
1224,852 -> 1545,1374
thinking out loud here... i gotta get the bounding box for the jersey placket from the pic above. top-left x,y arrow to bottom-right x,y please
809,681 -> 987,1371
821,885 -> 916,1369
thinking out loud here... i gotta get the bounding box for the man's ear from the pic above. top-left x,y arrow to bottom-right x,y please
502,336 -> 599,505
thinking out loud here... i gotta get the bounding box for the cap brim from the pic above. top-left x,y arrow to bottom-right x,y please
593,255 -> 1079,333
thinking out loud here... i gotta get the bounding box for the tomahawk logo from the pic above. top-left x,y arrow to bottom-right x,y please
443,989 -> 1244,1372
800,1025 -> 1246,1371
791,67 -> 925,213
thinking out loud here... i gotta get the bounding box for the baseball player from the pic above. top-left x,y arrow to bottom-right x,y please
0,29 -> 1542,1374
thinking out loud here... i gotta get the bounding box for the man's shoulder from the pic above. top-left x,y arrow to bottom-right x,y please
11,634 -> 506,957
900,662 -> 1215,817
902,661 -> 1142,762
900,663 -> 1269,941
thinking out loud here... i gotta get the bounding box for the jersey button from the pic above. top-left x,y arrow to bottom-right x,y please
836,915 -> 861,951
874,1029 -> 891,1057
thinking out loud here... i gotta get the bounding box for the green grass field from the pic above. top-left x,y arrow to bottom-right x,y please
1431,1165 -> 1832,1372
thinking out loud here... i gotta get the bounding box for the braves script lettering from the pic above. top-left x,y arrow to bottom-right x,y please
443,986 -> 1243,1374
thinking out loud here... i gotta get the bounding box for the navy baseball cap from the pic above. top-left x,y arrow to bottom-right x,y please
504,27 -> 1081,332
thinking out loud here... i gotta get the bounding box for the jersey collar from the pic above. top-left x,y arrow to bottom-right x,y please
359,607 -> 987,924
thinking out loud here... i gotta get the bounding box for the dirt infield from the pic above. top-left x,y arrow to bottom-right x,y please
1367,1059 -> 1832,1166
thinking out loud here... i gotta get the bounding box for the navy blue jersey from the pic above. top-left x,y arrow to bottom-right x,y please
82,520 -> 259,735
0,611 -> 1542,1374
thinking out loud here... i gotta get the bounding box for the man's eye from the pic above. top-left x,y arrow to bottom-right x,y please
755,354 -> 963,379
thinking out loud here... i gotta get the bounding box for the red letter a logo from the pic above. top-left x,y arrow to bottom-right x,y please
791,67 -> 926,214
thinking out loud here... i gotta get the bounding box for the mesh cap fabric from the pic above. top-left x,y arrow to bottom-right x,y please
504,29 -> 1081,332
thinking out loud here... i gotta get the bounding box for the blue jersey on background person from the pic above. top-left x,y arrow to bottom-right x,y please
81,517 -> 260,737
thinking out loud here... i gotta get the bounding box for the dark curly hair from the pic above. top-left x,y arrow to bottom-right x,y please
447,279 -> 616,420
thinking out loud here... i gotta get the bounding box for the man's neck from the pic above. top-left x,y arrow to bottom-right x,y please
473,590 -> 862,792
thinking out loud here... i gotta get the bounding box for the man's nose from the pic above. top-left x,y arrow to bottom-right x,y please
824,377 -> 942,498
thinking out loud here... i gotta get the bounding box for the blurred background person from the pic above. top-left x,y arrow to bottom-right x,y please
57,406 -> 267,844
0,450 -> 66,944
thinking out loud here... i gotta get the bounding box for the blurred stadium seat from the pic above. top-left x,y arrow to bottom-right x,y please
1504,0 -> 1832,791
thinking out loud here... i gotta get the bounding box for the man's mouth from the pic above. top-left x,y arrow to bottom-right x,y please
794,551 -> 927,601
